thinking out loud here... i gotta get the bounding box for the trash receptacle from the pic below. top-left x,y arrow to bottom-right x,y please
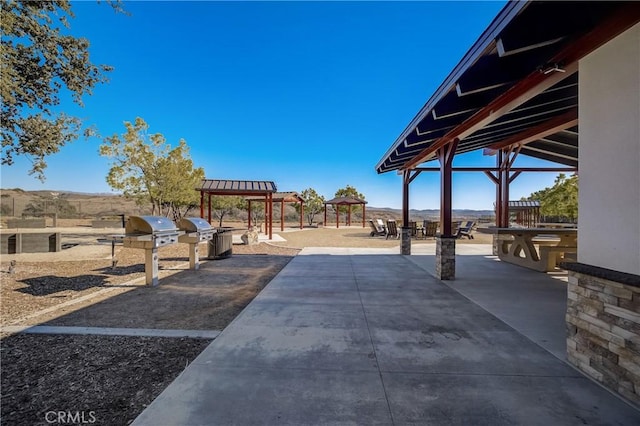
208,227 -> 233,259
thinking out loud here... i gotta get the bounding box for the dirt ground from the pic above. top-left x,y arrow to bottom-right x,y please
0,225 -> 487,425
1,235 -> 298,426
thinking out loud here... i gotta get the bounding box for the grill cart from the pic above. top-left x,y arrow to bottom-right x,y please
123,216 -> 179,286
178,217 -> 216,270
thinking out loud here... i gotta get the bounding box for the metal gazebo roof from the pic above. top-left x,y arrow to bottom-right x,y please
324,196 -> 368,205
197,179 -> 278,239
198,179 -> 277,194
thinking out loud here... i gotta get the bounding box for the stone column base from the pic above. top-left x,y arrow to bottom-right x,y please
400,227 -> 411,255
436,236 -> 456,280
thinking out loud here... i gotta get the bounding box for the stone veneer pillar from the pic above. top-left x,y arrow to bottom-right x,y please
492,234 -> 499,256
436,236 -> 456,280
562,262 -> 640,406
400,227 -> 411,255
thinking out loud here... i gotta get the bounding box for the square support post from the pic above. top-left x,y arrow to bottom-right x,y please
436,139 -> 458,279
401,169 -> 411,255
268,192 -> 273,240
281,199 -> 285,232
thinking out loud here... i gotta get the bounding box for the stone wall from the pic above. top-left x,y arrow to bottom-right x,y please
564,263 -> 640,406
0,232 -> 61,254
6,219 -> 46,228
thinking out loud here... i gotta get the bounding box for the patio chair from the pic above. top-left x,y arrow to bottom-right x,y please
457,221 -> 476,239
368,219 -> 386,237
451,221 -> 461,237
386,220 -> 399,239
422,220 -> 439,239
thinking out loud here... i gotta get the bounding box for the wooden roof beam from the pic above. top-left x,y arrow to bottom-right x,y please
482,107 -> 578,155
403,62 -> 577,170
401,4 -> 640,171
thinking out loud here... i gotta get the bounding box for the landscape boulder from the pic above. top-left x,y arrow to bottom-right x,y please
241,227 -> 259,245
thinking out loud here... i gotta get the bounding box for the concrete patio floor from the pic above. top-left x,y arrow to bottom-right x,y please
133,244 -> 640,425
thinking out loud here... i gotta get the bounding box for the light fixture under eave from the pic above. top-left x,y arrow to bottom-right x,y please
540,63 -> 566,75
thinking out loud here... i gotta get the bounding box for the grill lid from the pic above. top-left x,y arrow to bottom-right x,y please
126,216 -> 178,235
179,217 -> 213,233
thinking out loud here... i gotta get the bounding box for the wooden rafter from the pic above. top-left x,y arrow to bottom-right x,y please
482,107 -> 577,155
401,4 -> 640,171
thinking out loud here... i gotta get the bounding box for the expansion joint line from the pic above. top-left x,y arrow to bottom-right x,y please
349,257 -> 396,426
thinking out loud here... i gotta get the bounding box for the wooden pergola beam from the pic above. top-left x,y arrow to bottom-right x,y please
401,4 -> 639,171
402,63 -> 577,170
483,107 -> 578,155
414,167 -> 576,172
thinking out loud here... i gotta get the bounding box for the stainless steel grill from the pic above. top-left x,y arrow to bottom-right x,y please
178,217 -> 215,270
123,216 -> 179,286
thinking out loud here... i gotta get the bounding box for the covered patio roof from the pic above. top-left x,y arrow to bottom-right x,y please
197,179 -> 277,239
376,1 -> 639,173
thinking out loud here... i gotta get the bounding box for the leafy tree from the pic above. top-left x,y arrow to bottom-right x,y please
210,195 -> 245,227
334,185 -> 365,225
524,173 -> 578,222
1,0 -> 122,181
99,117 -> 204,221
294,188 -> 325,226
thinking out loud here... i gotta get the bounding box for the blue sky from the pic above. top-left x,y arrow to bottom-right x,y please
1,0 -> 565,210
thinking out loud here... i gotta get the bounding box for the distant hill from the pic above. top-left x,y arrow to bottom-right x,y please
0,188 -> 150,218
0,188 -> 495,222
367,206 -> 494,221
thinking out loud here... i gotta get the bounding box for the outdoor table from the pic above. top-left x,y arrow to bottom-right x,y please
478,227 -> 577,272
535,223 -> 577,229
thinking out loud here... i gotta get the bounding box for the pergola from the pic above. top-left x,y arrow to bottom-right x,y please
375,1 -> 638,278
197,179 -> 277,240
323,196 -> 367,228
373,0 -> 640,406
245,192 -> 305,231
508,200 -> 540,228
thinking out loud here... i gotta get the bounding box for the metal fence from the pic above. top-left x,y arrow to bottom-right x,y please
0,196 -> 152,221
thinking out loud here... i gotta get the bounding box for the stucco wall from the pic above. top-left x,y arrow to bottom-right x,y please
578,24 -> 640,275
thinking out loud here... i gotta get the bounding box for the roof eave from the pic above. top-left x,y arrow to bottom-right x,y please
375,0 -> 528,174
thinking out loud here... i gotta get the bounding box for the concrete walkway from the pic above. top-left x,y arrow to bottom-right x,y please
133,246 -> 640,425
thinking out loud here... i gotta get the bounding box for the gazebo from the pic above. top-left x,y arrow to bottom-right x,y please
508,200 -> 540,228
323,196 -> 367,228
197,179 -> 277,240
245,192 -> 305,231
